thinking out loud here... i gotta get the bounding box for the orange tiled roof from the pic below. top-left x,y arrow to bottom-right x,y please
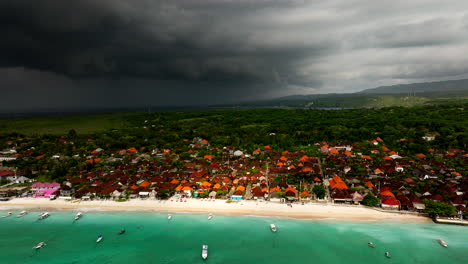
236,185 -> 245,191
140,181 -> 150,187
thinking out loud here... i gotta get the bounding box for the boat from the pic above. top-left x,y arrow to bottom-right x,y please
385,252 -> 391,258
74,212 -> 83,221
208,213 -> 213,220
37,212 -> 50,220
17,211 -> 27,218
33,242 -> 46,249
202,245 -> 208,259
96,235 -> 103,243
437,238 -> 448,248
168,214 -> 172,220
1,212 -> 12,218
118,229 -> 126,235
368,242 -> 375,248
270,224 -> 277,232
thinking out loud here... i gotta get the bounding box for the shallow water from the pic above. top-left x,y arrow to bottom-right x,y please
0,210 -> 467,264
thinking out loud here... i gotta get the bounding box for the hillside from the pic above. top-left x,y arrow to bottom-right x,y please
221,79 -> 468,108
359,78 -> 468,95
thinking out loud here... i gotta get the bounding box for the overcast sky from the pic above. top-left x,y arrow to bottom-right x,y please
1,0 -> 468,111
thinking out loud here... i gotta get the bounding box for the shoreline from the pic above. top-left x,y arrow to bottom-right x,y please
1,198 -> 430,223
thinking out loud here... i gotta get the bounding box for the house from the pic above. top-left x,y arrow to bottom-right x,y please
381,196 -> 400,210
351,191 -> 363,204
59,185 -> 74,197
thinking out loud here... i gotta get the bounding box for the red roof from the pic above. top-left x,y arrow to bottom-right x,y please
382,196 -> 400,205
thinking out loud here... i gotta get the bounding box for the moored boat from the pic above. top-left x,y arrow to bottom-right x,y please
437,238 -> 448,248
96,235 -> 103,243
33,241 -> 46,249
202,245 -> 208,259
385,252 -> 391,258
368,242 -> 375,248
168,214 -> 172,220
37,212 -> 50,220
1,212 -> 12,218
74,212 -> 83,221
208,213 -> 213,220
17,211 -> 27,218
270,224 -> 277,232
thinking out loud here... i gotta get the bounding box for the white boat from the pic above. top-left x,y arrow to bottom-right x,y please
208,213 -> 213,220
37,212 -> 50,220
270,224 -> 277,232
168,214 -> 172,220
385,252 -> 391,258
17,211 -> 28,218
368,242 -> 375,248
74,212 -> 83,221
96,235 -> 103,243
33,241 -> 46,249
1,212 -> 12,218
437,238 -> 448,248
202,245 -> 208,259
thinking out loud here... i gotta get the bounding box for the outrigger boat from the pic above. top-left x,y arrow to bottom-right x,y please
74,212 -> 83,221
385,252 -> 391,258
368,242 -> 375,248
201,245 -> 208,260
33,242 -> 46,249
208,213 -> 213,220
437,238 -> 448,248
1,212 -> 12,218
37,212 -> 50,220
270,224 -> 277,232
17,211 -> 27,218
96,235 -> 103,243
118,229 -> 126,235
168,214 -> 172,220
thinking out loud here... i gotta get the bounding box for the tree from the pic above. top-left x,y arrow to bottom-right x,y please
312,184 -> 326,199
362,193 -> 379,207
68,129 -> 77,139
423,199 -> 456,218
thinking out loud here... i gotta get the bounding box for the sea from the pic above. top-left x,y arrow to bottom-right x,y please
0,210 -> 467,264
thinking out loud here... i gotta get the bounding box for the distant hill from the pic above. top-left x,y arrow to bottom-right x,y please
358,78 -> 468,95
216,78 -> 468,108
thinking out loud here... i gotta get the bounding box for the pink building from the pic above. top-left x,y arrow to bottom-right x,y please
31,182 -> 60,198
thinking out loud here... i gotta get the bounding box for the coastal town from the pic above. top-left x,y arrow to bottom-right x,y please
1,134 -> 466,222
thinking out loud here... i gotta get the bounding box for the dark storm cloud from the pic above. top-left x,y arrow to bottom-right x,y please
1,0 -> 468,111
0,0 -> 318,83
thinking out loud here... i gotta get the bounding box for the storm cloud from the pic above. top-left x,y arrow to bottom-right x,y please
1,0 -> 468,111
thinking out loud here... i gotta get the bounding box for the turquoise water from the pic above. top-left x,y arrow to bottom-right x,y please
0,210 -> 467,264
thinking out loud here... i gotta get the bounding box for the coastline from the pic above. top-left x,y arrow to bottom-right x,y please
1,198 -> 430,223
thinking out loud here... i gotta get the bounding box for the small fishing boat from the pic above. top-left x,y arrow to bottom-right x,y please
74,212 -> 83,221
202,245 -> 208,260
37,212 -> 50,220
118,229 -> 126,235
437,238 -> 448,248
17,211 -> 27,218
270,224 -> 277,232
385,252 -> 391,258
168,214 -> 172,220
368,242 -> 375,248
33,242 -> 46,249
208,213 -> 213,220
96,235 -> 103,243
1,212 -> 12,218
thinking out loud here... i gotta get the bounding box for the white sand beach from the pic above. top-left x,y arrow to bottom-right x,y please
1,198 -> 429,222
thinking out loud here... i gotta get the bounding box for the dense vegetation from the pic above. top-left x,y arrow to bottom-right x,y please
1,104 -> 467,151
1,104 -> 466,183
